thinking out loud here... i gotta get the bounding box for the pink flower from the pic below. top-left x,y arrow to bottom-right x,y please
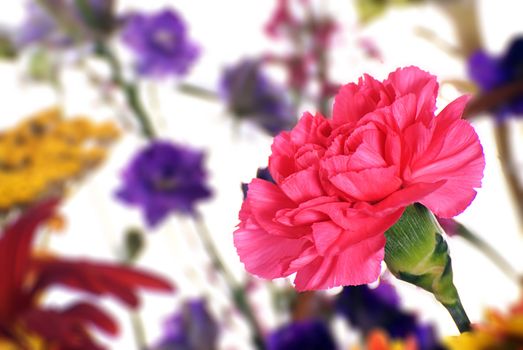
234,67 -> 485,291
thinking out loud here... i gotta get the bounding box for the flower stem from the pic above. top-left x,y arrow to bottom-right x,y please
94,42 -> 156,139
193,214 -> 265,350
493,123 -> 523,232
129,311 -> 147,350
455,221 -> 520,283
444,299 -> 471,333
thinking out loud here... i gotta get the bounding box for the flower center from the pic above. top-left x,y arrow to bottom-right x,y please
153,29 -> 176,50
154,177 -> 178,191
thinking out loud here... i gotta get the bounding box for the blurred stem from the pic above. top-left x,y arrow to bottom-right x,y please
130,312 -> 147,350
177,83 -> 219,102
123,242 -> 148,350
493,123 -> 523,232
454,222 -> 520,283
94,42 -> 156,139
193,214 -> 265,350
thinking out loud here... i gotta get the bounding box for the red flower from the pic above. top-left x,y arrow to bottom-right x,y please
235,67 -> 485,291
0,199 -> 174,349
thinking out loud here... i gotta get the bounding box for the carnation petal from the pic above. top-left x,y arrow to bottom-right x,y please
293,233 -> 386,291
329,166 -> 402,202
280,168 -> 325,203
235,202 -> 309,279
414,119 -> 485,217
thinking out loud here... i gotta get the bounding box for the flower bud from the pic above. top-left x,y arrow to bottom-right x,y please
384,204 -> 471,332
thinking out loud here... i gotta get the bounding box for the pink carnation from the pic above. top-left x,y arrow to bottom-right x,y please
234,67 -> 485,291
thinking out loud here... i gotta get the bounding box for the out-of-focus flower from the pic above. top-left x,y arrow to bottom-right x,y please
220,58 -> 296,136
234,66 -> 485,291
241,167 -> 275,199
0,199 -> 173,350
267,319 -> 337,350
0,107 -> 119,211
121,9 -> 199,78
353,330 -> 417,350
116,141 -> 212,228
15,0 -> 116,49
151,299 -> 219,350
468,37 -> 523,119
264,0 -> 339,99
336,282 -> 443,349
446,298 -> 523,349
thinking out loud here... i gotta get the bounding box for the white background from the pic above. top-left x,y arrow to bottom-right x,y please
0,0 -> 522,349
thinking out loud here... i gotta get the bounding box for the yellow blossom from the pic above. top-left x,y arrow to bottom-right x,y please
0,107 -> 119,211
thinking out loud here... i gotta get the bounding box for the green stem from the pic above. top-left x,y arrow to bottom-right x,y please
444,300 -> 471,333
129,311 -> 148,350
95,42 -> 156,139
193,214 -> 265,350
494,123 -> 523,232
177,83 -> 219,102
456,222 -> 520,283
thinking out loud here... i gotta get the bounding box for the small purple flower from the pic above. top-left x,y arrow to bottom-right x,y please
116,141 -> 212,228
220,58 -> 296,136
15,0 -> 115,49
468,37 -> 523,119
152,299 -> 219,350
336,281 -> 444,350
267,320 -> 337,350
121,9 -> 199,78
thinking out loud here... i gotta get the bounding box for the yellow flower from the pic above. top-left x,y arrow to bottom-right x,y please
0,107 -> 119,211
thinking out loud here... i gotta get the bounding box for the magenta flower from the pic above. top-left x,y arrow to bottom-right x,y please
234,67 -> 485,291
116,141 -> 212,228
121,9 -> 199,78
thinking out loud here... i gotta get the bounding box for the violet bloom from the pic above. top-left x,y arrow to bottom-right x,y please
121,9 -> 199,78
220,59 -> 296,136
152,299 -> 219,350
267,320 -> 337,350
15,0 -> 115,48
336,282 -> 444,350
468,37 -> 523,119
116,141 -> 212,228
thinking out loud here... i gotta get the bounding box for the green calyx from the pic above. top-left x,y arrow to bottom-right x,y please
384,204 -> 471,333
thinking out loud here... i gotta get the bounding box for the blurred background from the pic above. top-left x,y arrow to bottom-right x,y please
0,0 -> 522,349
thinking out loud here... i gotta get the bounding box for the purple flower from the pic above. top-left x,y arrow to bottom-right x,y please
336,281 -> 444,350
267,320 -> 337,350
116,141 -> 212,228
468,37 -> 523,119
121,9 -> 199,78
220,58 -> 296,136
15,0 -> 115,49
152,299 -> 219,350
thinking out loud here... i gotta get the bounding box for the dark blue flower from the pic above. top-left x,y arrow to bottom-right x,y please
152,299 -> 219,350
336,281 -> 443,350
267,319 -> 337,350
468,37 -> 523,119
220,59 -> 296,136
115,141 -> 212,228
241,167 -> 274,199
121,9 -> 199,78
